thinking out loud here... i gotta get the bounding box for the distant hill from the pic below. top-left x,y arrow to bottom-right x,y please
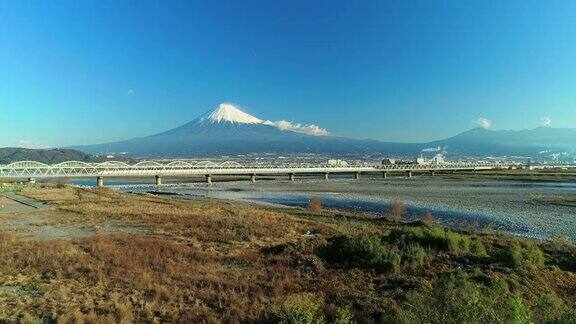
429,127 -> 576,156
0,148 -> 99,165
72,103 -> 424,157
71,103 -> 576,158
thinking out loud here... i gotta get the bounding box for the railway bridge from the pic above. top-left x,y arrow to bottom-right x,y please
0,160 -> 506,187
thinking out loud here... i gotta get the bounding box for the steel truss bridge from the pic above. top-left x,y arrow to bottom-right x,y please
0,160 -> 506,187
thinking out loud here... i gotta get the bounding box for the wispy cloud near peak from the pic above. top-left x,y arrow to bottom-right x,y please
474,117 -> 492,129
264,120 -> 330,136
540,116 -> 552,126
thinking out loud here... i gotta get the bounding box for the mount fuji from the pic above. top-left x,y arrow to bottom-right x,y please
74,103 -> 354,156
152,103 -> 321,140
72,103 -> 576,158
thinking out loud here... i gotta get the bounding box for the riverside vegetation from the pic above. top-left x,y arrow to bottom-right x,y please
0,185 -> 574,323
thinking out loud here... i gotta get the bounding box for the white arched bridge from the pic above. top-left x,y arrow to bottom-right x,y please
0,160 -> 506,187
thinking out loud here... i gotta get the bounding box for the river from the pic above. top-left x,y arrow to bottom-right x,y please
71,177 -> 576,240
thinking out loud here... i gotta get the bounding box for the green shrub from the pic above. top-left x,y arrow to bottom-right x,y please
402,270 -> 523,323
524,244 -> 545,268
390,227 -> 479,256
445,231 -> 461,254
268,293 -> 325,324
507,294 -> 532,324
533,292 -> 572,323
0,183 -> 25,193
334,306 -> 354,324
387,250 -> 402,273
509,244 -> 524,269
325,234 -> 385,265
507,243 -> 545,269
470,237 -> 488,256
322,234 -> 401,273
388,227 -> 444,250
446,231 -> 472,255
403,244 -> 427,267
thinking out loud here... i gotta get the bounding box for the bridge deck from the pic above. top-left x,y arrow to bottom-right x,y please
0,160 -> 505,178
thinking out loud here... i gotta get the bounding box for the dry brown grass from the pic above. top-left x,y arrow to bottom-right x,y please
0,186 -> 353,321
388,200 -> 406,221
422,212 -> 435,227
0,197 -> 17,205
308,196 -> 322,213
2,186 -> 573,322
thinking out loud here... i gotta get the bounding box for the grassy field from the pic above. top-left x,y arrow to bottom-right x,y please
0,185 -> 574,322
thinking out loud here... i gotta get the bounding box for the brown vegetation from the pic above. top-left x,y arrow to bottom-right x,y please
388,200 -> 406,221
0,186 -> 571,322
422,212 -> 435,226
308,195 -> 322,213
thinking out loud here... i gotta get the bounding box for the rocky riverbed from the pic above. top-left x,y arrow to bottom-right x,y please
127,177 -> 576,241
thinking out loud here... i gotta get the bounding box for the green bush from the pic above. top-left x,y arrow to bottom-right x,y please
390,227 -> 487,256
402,270 -> 529,323
509,244 -> 524,269
508,294 -> 532,324
507,243 -> 545,269
403,244 -> 427,267
388,227 -> 444,250
0,183 -> 25,193
268,293 -> 325,324
524,244 -> 545,268
322,234 -> 401,273
470,237 -> 488,256
533,293 -> 573,323
334,306 -> 354,324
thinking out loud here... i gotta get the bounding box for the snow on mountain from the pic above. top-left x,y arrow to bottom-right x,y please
199,103 -> 263,124
193,103 -> 329,136
71,101 -> 576,157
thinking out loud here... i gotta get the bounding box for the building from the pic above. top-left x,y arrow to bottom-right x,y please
328,159 -> 348,166
381,158 -> 396,165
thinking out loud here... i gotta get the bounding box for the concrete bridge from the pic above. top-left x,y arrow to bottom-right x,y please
0,160 -> 506,187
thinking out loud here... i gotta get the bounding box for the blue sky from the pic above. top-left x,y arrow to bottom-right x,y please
1,1 -> 575,147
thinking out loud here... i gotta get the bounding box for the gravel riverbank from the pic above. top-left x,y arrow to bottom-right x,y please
127,177 -> 576,240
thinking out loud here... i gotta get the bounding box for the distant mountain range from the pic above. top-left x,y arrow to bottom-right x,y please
0,148 -> 98,165
428,126 -> 576,157
71,103 -> 576,158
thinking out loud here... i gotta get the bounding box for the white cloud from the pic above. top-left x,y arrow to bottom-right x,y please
265,120 -> 330,136
474,117 -> 492,129
18,139 -> 48,149
540,116 -> 552,126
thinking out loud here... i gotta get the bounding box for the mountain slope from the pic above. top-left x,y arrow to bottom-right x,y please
0,148 -> 98,165
74,103 -> 329,156
72,103 -> 576,157
430,127 -> 576,156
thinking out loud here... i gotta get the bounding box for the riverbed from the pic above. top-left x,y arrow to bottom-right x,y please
114,177 -> 576,241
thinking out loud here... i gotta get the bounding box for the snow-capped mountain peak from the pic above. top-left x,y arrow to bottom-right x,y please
200,103 -> 263,124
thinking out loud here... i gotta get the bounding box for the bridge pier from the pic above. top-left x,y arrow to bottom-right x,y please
406,171 -> 412,178
27,177 -> 36,184
289,173 -> 295,181
430,170 -> 435,176
354,172 -> 360,180
382,171 -> 387,179
250,174 -> 256,183
205,174 -> 212,184
155,175 -> 162,186
96,176 -> 104,187
324,172 -> 329,180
